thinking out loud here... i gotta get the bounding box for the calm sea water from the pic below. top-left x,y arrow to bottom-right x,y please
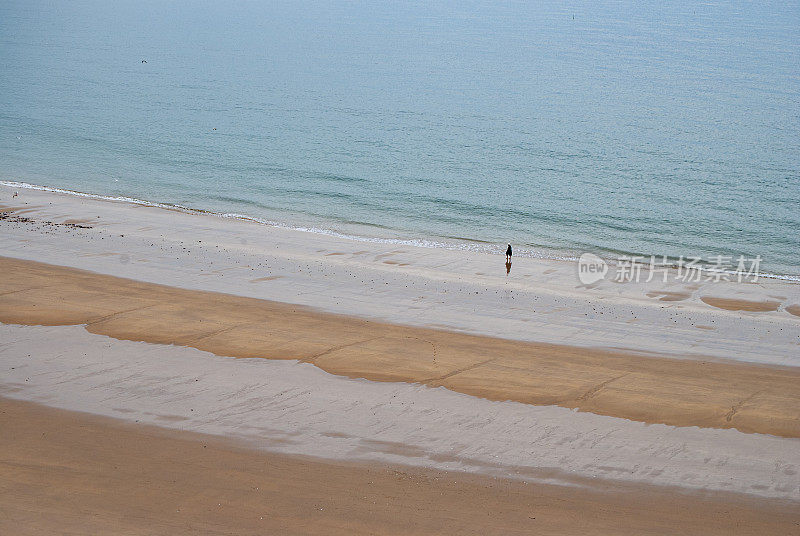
1,1 -> 798,276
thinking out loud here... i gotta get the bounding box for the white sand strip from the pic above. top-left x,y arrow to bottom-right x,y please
1,323 -> 797,500
2,184 -> 798,367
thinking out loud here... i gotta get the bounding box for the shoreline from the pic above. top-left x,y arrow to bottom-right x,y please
0,179 -> 579,261
4,179 -> 799,282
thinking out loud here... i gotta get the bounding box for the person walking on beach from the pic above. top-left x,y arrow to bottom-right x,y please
505,243 -> 512,262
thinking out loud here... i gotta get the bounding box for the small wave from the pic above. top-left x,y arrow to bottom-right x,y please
214,210 -> 576,259
1,180 -> 193,211
0,180 -> 580,259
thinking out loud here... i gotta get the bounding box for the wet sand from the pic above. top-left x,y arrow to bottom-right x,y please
2,397 -> 797,536
6,322 -> 797,499
3,255 -> 800,438
700,296 -> 782,312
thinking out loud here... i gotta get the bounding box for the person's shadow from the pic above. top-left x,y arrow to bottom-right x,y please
505,260 -> 512,275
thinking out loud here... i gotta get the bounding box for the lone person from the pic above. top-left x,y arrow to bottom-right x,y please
505,243 -> 512,262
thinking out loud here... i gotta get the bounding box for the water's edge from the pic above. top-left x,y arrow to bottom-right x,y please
4,179 -> 798,282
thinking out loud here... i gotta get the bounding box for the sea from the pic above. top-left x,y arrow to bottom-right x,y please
1,1 -> 798,278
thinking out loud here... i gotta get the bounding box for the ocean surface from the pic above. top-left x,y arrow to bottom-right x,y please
1,1 -> 798,276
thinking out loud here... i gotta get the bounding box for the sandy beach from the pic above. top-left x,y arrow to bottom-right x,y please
1,184 -> 799,533
2,256 -> 800,439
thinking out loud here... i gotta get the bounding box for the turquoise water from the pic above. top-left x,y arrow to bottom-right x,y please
1,1 -> 799,275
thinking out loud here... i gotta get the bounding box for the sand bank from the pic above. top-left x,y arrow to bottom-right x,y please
2,256 -> 800,438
